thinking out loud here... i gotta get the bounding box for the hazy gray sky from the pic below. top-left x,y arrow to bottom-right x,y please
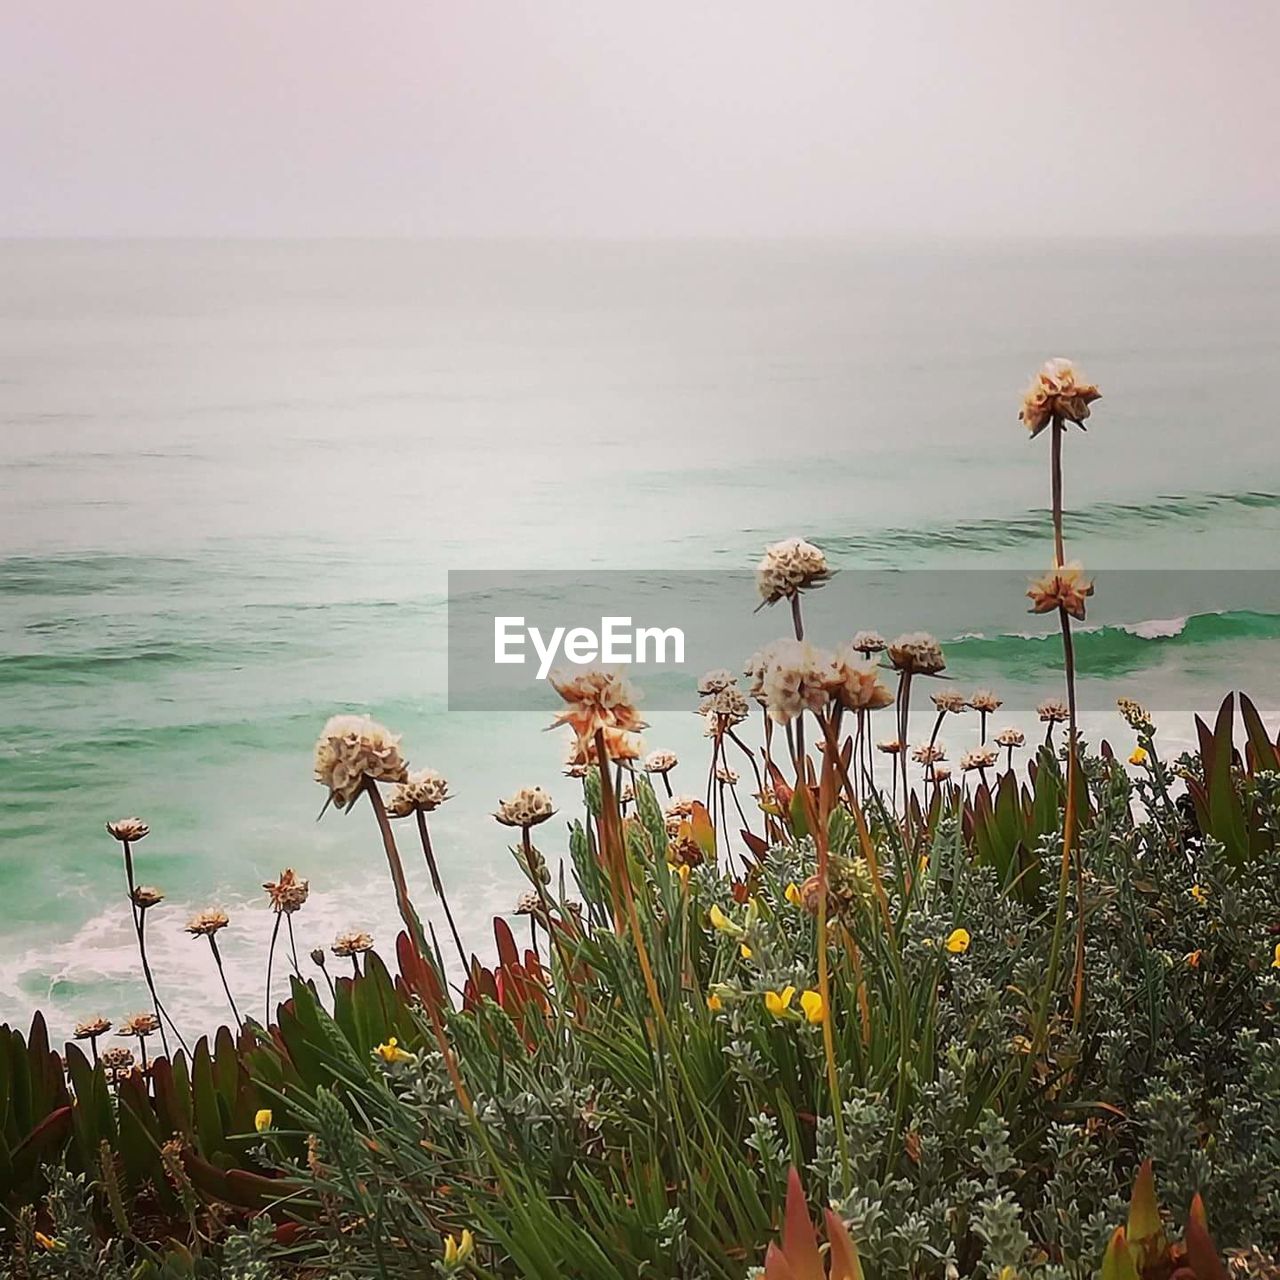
3,0 -> 1277,237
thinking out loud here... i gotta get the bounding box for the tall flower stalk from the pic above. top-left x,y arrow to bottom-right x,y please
185,910 -> 241,1031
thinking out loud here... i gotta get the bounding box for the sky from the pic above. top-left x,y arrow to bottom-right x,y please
2,0 -> 1277,238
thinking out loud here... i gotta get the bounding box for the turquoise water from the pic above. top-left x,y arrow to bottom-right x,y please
2,238 -> 1278,1042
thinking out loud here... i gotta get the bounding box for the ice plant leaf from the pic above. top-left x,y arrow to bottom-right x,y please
823,1207 -> 865,1280
781,1166 -> 823,1278
1100,1227 -> 1140,1280
689,801 -> 717,859
764,1243 -> 800,1280
1185,1193 -> 1228,1280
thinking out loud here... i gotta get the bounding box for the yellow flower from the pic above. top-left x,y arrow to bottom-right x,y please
1190,884 -> 1209,906
708,904 -> 743,938
784,881 -> 803,907
443,1228 -> 475,1264
1129,746 -> 1148,766
945,928 -> 971,955
675,863 -> 691,887
1185,950 -> 1203,969
1271,942 -> 1280,969
706,992 -> 722,1012
34,1232 -> 61,1251
254,1109 -> 273,1133
800,989 -> 826,1024
376,1036 -> 412,1064
740,943 -> 753,959
764,986 -> 796,1018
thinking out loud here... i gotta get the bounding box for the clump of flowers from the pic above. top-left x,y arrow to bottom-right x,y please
699,684 -> 751,725
825,645 -> 895,711
264,868 -> 309,915
130,885 -> 164,910
752,640 -> 832,725
697,669 -> 736,695
1028,562 -> 1094,620
74,1016 -> 111,1041
912,744 -> 946,767
969,689 -> 1001,713
550,668 -> 645,763
386,768 -> 451,817
994,727 -> 1024,748
494,786 -> 555,828
755,537 -> 831,605
1018,357 -> 1101,438
313,714 -> 409,811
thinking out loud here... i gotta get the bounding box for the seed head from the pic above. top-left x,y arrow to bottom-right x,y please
130,885 -> 165,910
887,633 -> 946,676
851,630 -> 886,656
644,750 -> 678,775
960,747 -> 999,772
385,768 -> 451,818
755,537 -> 831,605
994,727 -> 1025,748
697,669 -> 736,695
494,785 -> 556,828
313,714 -> 409,812
1037,699 -> 1070,724
968,689 -> 1003,714
930,690 -> 968,715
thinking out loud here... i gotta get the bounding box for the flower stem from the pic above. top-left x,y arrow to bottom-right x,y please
264,912 -> 283,1026
412,809 -> 468,972
208,935 -> 242,1031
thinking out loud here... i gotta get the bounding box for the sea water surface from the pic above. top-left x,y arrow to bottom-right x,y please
1,238 -> 1277,1041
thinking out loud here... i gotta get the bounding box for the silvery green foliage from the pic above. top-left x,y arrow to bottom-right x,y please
220,1217 -> 281,1280
746,1112 -> 788,1201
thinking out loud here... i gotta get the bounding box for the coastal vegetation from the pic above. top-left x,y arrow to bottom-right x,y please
2,364 -> 1278,1278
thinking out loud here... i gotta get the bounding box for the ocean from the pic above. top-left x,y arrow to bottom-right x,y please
2,237 -> 1278,1043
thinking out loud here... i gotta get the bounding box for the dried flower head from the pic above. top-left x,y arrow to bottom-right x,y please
1038,699 -> 1070,724
310,947 -> 327,966
876,738 -> 904,755
264,868 -> 309,915
751,639 -> 832,725
968,689 -> 1003,714
912,744 -> 947,766
699,684 -> 751,725
563,758 -> 589,779
117,1013 -> 160,1039
887,633 -> 946,676
130,885 -> 165,910
715,765 -> 739,785
385,768 -> 451,818
494,785 -> 556,828
100,1046 -> 135,1073
563,724 -> 643,766
930,690 -> 968,715
1019,357 -> 1101,438
664,796 -> 698,836
313,714 -> 409,811
1117,697 -> 1152,732
549,668 -> 646,763
960,747 -> 999,772
994,727 -> 1025,748
697,669 -> 736,696
851,630 -> 887,656
106,818 -> 149,843
644,750 -> 678,775
185,909 -> 229,937
932,765 -> 952,782
74,1016 -> 112,1040
514,890 -> 543,916
332,930 -> 374,958
755,537 -> 831,605
1028,562 -> 1094,621
825,646 -> 895,712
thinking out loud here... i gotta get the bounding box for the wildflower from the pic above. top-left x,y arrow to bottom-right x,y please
375,1036 -> 413,1064
1037,699 -> 1070,725
708,904 -> 743,938
931,690 -> 968,715
851,630 -> 886,655
1271,942 -> 1280,969
514,890 -> 543,916
699,684 -> 751,724
1185,950 -> 1203,969
754,639 -> 832,725
912,744 -> 947,767
715,764 -> 738,785
784,882 -> 803,907
34,1232 -> 61,1251
100,1046 -> 135,1073
644,750 -> 678,775
443,1230 -> 475,1265
185,911 -> 231,943
933,765 -> 952,782
1018,357 -> 1101,438
313,714 -> 409,811
876,738 -> 903,755
130,885 -> 164,910
1028,562 -> 1094,621
254,1109 -> 273,1133
826,645 -> 895,712
549,667 -> 645,739
706,992 -> 723,1012
764,986 -> 796,1017
961,747 -> 999,772
106,817 -> 149,843
1129,746 -> 1148,766
494,785 -> 555,828
73,1016 -> 111,1040
945,928 -> 971,955
1118,697 -> 1152,731
1190,884 -> 1209,906
117,1012 -> 160,1038
331,930 -> 374,958
264,868 -> 309,915
799,989 -> 826,1024
563,723 -> 643,766
675,862 -> 691,887
887,632 -> 946,676
386,768 -> 451,818
995,727 -> 1025,748
969,689 -> 1003,714
756,537 -> 830,605
740,943 -> 753,959
697,669 -> 736,695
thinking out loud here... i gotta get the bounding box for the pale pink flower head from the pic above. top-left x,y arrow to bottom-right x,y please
961,747 -> 999,772
968,689 -> 1003,714
755,640 -> 832,725
887,633 -> 946,677
494,785 -> 556,828
1038,699 -> 1070,724
314,715 -> 409,811
1027,562 -> 1094,622
994,727 -> 1025,749
549,668 -> 646,762
386,768 -> 451,818
826,645 -> 895,712
1019,358 -> 1101,439
755,537 -> 831,605
931,690 -> 968,715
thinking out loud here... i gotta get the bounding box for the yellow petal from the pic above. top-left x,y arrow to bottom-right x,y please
784,882 -> 803,906
740,943 -> 753,959
709,903 -> 742,937
1271,942 -> 1280,969
800,989 -> 826,1024
945,927 -> 971,955
1129,746 -> 1147,766
444,1235 -> 458,1264
254,1108 -> 273,1133
459,1230 -> 475,1261
706,992 -> 722,1011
